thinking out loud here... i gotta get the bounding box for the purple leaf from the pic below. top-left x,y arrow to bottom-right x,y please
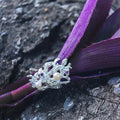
0,76 -> 29,95
0,83 -> 36,105
0,72 -> 35,95
111,27 -> 120,39
70,72 -> 120,81
71,37 -> 120,74
95,8 -> 120,42
0,90 -> 39,107
1,69 -> 120,107
58,0 -> 113,60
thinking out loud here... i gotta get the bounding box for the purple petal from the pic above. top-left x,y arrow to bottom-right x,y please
95,8 -> 120,42
58,0 -> 113,60
71,37 -> 120,74
111,27 -> 120,39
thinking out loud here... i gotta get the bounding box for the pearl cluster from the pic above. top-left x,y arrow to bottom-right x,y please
27,58 -> 72,90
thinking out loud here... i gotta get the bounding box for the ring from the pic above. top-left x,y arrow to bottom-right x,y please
27,58 -> 72,90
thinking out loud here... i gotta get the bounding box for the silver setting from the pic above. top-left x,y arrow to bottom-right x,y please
27,58 -> 72,90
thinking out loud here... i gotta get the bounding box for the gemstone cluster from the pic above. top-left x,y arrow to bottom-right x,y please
27,58 -> 72,90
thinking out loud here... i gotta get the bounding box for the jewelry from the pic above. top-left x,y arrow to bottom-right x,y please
27,58 -> 72,91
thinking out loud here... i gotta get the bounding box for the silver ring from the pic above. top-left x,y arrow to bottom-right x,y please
27,58 -> 72,90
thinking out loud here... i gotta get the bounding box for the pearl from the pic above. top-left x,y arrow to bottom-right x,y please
53,72 -> 61,80
35,81 -> 42,89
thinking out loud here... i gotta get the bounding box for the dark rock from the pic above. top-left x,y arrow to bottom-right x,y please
34,0 -> 49,7
1,31 -> 8,41
16,7 -> 23,14
0,39 -> 4,52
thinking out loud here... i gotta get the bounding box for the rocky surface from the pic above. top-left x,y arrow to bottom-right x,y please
0,0 -> 120,120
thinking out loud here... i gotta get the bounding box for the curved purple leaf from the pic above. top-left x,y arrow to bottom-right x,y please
0,72 -> 35,95
11,83 -> 36,101
70,72 -> 120,81
1,73 -> 117,107
0,92 -> 12,104
0,83 -> 36,105
0,90 -> 39,107
95,8 -> 120,42
0,77 -> 29,95
71,37 -> 120,74
58,0 -> 113,60
111,27 -> 120,39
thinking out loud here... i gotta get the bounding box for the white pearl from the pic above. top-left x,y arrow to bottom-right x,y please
35,81 -> 42,89
53,72 -> 61,80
